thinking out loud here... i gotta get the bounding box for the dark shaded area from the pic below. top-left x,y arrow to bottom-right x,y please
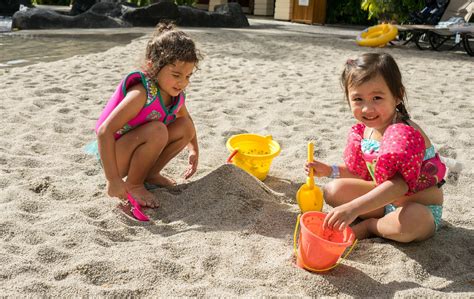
0,0 -> 32,16
11,1 -> 249,29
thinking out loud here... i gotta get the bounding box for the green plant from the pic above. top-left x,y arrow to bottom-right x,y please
361,0 -> 424,23
326,0 -> 375,25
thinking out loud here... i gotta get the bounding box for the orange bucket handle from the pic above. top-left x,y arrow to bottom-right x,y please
293,214 -> 358,272
226,148 -> 239,164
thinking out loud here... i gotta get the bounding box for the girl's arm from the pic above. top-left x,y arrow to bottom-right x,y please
97,84 -> 147,198
323,174 -> 408,231
176,105 -> 199,179
305,162 -> 362,179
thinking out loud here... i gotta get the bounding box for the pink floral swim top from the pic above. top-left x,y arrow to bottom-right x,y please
344,123 -> 446,195
95,71 -> 185,139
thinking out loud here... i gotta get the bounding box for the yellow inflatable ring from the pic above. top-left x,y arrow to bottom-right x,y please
356,24 -> 398,47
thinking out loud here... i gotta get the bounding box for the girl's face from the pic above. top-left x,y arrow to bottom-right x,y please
156,60 -> 195,101
348,74 -> 400,134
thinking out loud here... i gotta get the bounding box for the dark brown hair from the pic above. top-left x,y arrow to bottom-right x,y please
341,53 -> 409,120
143,22 -> 202,79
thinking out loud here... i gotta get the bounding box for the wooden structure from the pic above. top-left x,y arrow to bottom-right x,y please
291,0 -> 326,24
274,0 -> 292,20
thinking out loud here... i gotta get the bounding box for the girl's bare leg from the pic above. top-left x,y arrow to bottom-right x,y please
355,203 -> 435,242
115,121 -> 169,207
325,179 -> 440,241
146,116 -> 195,186
324,178 -> 384,219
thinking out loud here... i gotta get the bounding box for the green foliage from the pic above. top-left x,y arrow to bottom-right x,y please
327,0 -> 424,24
326,0 -> 376,25
361,0 -> 424,23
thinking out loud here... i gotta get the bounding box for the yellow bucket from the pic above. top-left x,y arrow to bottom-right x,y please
226,134 -> 281,181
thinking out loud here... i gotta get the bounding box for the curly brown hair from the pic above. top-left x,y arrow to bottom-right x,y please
142,22 -> 202,80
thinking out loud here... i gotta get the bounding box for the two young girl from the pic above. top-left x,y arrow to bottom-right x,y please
305,53 -> 446,243
90,22 -> 445,243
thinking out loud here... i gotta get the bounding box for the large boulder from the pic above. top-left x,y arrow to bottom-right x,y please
70,0 -> 97,16
70,0 -> 128,16
214,3 -> 249,27
12,7 -> 130,29
177,6 -> 212,27
89,2 -> 127,18
11,1 -> 249,29
121,2 -> 180,26
178,3 -> 249,27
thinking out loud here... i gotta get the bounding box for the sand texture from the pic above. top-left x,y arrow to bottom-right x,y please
1,19 -> 473,296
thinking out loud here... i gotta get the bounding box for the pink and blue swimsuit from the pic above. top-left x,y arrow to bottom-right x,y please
85,71 -> 185,157
95,71 -> 185,138
344,122 -> 446,230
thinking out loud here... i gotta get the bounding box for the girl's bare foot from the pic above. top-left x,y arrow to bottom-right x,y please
146,173 -> 177,187
125,183 -> 159,208
352,219 -> 374,240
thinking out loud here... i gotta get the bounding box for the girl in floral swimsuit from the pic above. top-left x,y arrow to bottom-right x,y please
89,23 -> 202,208
305,53 -> 446,242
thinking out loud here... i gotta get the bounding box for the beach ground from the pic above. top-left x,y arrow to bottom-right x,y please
0,17 -> 473,296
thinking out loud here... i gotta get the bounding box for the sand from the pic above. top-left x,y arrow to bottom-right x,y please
0,18 -> 473,296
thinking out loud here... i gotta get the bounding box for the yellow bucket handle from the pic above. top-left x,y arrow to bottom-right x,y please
293,214 -> 358,272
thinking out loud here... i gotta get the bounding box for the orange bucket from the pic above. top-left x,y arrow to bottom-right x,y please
294,211 -> 357,272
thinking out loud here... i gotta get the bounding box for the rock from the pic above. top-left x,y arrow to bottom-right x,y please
70,0 -> 97,16
121,2 -> 180,27
178,3 -> 249,28
214,3 -> 249,27
70,0 -> 128,16
11,1 -> 249,29
12,7 -> 130,29
89,2 -> 125,18
177,5 -> 212,27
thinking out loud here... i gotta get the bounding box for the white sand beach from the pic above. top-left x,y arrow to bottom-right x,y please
0,18 -> 473,296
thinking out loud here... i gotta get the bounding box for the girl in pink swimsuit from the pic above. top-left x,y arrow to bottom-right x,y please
305,53 -> 446,242
89,23 -> 202,208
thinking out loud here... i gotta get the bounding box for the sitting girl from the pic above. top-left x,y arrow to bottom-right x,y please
305,53 -> 446,242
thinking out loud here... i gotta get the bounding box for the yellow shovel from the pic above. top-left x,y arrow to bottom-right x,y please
296,142 -> 323,213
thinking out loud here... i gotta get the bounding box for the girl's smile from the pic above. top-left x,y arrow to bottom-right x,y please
348,74 -> 400,135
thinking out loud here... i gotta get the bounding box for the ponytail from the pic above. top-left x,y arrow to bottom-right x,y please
396,102 -> 410,121
154,21 -> 176,37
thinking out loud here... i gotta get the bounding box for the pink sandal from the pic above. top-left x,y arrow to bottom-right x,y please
126,193 -> 150,222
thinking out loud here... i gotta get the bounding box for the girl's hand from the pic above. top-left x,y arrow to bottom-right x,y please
183,150 -> 198,179
304,161 -> 332,177
323,203 -> 359,231
107,178 -> 127,200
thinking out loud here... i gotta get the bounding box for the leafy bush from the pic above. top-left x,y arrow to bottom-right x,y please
327,0 -> 424,25
326,0 -> 376,26
361,0 -> 424,23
